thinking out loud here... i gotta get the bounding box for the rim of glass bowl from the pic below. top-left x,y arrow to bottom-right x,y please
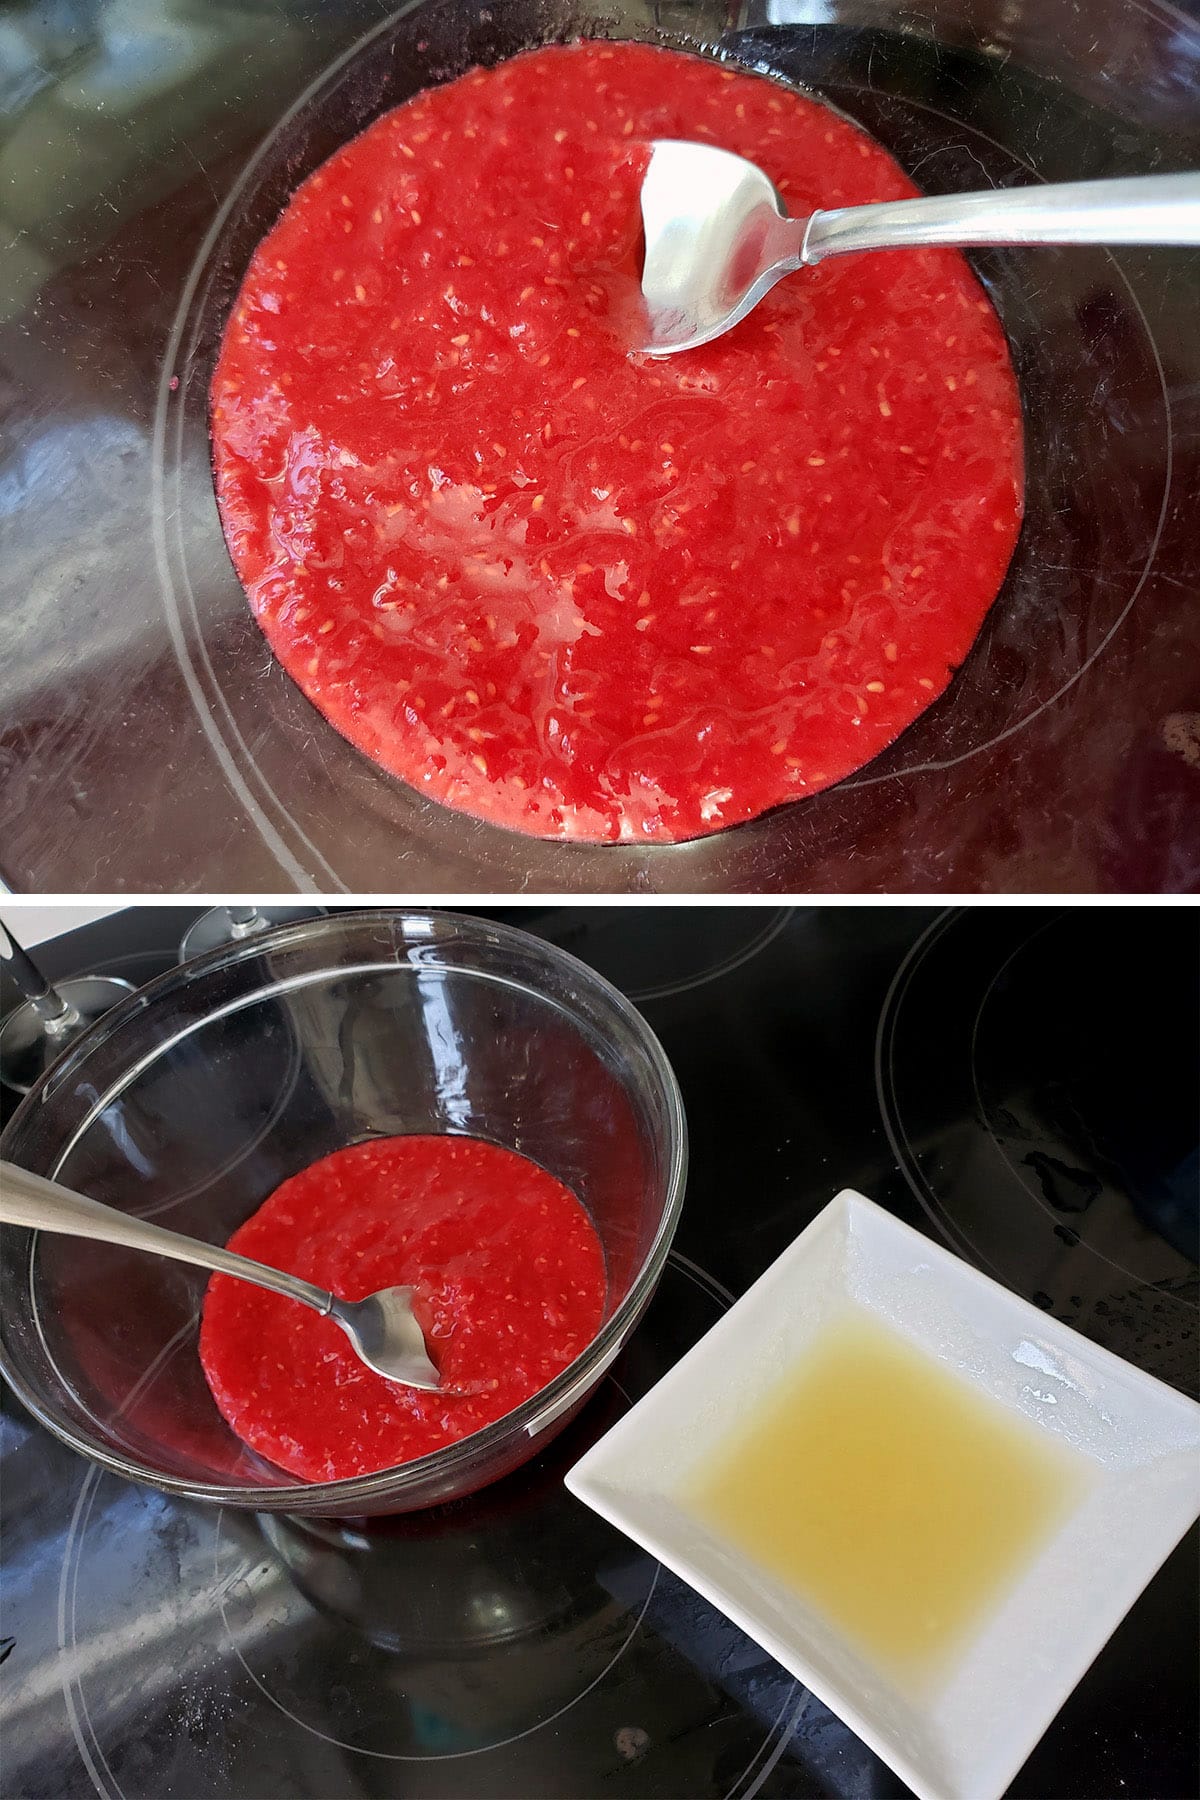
0,908 -> 688,1509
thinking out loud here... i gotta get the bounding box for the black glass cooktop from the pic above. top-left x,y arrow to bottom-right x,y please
2,905 -> 1197,1800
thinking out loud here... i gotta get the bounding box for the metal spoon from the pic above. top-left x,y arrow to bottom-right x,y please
0,1161 -> 445,1392
638,141 -> 1200,355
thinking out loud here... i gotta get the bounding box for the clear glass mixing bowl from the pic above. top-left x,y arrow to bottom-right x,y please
0,911 -> 687,1515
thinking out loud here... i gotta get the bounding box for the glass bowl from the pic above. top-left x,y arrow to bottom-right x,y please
0,910 -> 687,1515
145,0 -> 1198,892
4,0 -> 1196,889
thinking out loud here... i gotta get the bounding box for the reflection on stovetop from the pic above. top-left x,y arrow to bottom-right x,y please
877,908 -> 1199,1395
1,905 -> 1197,1800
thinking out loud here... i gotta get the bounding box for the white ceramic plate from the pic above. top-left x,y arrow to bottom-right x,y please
565,1190 -> 1200,1800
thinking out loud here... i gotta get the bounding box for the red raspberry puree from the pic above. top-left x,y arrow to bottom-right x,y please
211,41 -> 1023,842
199,1136 -> 606,1482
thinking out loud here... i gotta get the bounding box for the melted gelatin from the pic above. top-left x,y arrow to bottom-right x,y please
686,1309 -> 1085,1688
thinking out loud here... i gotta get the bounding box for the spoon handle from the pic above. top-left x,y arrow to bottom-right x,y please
0,1160 -> 333,1317
801,172 -> 1200,263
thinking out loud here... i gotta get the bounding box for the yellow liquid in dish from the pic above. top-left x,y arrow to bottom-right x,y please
687,1310 -> 1086,1689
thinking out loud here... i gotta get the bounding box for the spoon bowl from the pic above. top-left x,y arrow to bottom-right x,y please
330,1284 -> 443,1389
638,139 -> 801,355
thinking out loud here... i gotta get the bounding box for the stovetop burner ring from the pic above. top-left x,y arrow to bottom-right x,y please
875,906 -> 1197,1395
210,1381 -> 660,1767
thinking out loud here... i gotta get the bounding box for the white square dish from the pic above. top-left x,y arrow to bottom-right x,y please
565,1190 -> 1200,1800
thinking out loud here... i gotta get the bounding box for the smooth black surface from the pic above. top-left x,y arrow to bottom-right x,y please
1,903 -> 1197,1799
2,0 -> 1199,893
